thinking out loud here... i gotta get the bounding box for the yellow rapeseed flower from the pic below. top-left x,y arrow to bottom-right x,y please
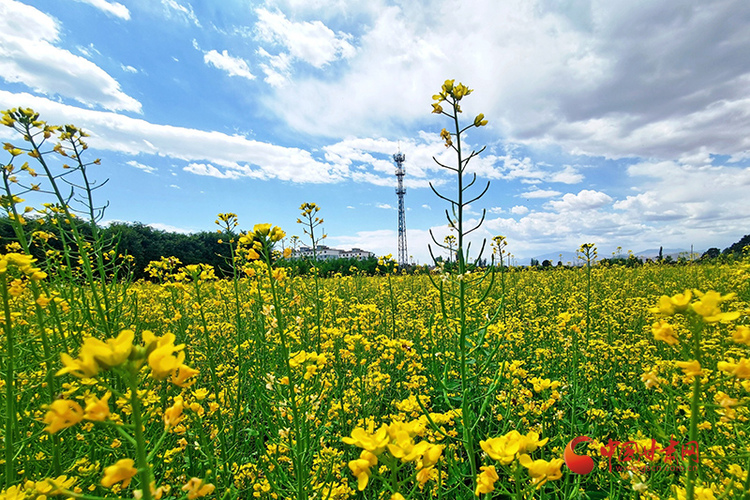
518,454 -> 565,487
641,369 -> 660,389
717,359 -> 750,379
652,321 -> 678,345
475,465 -> 499,496
146,333 -> 186,380
480,430 -> 548,465
83,392 -> 111,422
731,325 -> 750,345
675,360 -> 703,377
347,450 -> 377,491
342,425 -> 389,455
171,364 -> 199,388
42,399 -> 84,433
181,478 -> 215,500
57,330 -> 134,378
691,290 -> 739,323
101,458 -> 138,488
164,396 -> 184,430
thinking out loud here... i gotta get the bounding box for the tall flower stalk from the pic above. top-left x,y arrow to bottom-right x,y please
428,80 -> 504,488
297,203 -> 325,349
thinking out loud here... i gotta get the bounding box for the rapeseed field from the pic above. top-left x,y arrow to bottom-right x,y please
1,83 -> 748,500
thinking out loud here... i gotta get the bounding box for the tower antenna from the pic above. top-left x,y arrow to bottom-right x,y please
393,151 -> 408,266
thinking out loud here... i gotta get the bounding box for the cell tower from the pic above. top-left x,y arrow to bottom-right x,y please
393,151 -> 408,266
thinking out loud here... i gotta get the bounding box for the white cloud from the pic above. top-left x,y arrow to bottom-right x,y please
169,184 -> 180,189
613,160 -> 750,230
73,0 -> 130,20
510,205 -> 528,215
422,204 -> 431,210
203,50 -> 255,80
0,0 -> 58,40
0,0 -> 141,112
148,222 -> 193,234
121,64 -> 138,73
483,208 -> 644,261
521,189 -> 562,199
257,48 -> 292,87
184,163 -> 234,179
464,152 -> 586,185
260,0 -> 750,163
0,91 -> 345,184
255,8 -> 355,69
548,190 -> 613,211
549,165 -> 584,184
162,0 -> 200,27
126,160 -> 156,174
184,162 -> 268,180
376,203 -> 394,209
77,44 -> 101,59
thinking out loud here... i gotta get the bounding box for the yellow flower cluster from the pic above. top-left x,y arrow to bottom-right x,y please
476,430 -> 562,495
0,252 -> 47,281
289,350 -> 328,380
56,329 -> 197,384
342,419 -> 444,491
650,289 -> 739,323
57,329 -> 136,378
0,476 -> 78,500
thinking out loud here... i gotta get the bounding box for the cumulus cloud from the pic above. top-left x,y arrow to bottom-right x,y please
0,0 -> 141,112
73,0 -> 130,20
203,50 -> 256,80
510,205 -> 528,215
614,160 -> 750,227
521,189 -> 562,199
465,151 -> 586,185
254,8 -> 355,69
548,190 -> 613,211
549,165 -> 585,184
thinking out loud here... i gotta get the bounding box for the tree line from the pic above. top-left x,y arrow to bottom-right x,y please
1,217 -> 747,280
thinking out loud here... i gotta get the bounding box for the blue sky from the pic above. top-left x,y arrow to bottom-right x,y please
1,0 -> 749,264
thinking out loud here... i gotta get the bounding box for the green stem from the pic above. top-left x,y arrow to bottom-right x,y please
2,170 -> 62,475
451,98 -> 478,482
264,256 -> 307,500
685,318 -> 703,500
2,274 -> 16,486
387,273 -> 396,339
193,281 -> 231,486
128,367 -> 153,500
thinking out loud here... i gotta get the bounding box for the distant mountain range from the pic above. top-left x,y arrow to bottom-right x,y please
634,248 -> 698,260
527,248 -> 702,266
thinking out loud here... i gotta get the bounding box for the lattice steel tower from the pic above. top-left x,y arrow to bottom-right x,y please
394,152 -> 408,266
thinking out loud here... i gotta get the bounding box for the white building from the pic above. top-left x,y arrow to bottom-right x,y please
292,245 -> 374,261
